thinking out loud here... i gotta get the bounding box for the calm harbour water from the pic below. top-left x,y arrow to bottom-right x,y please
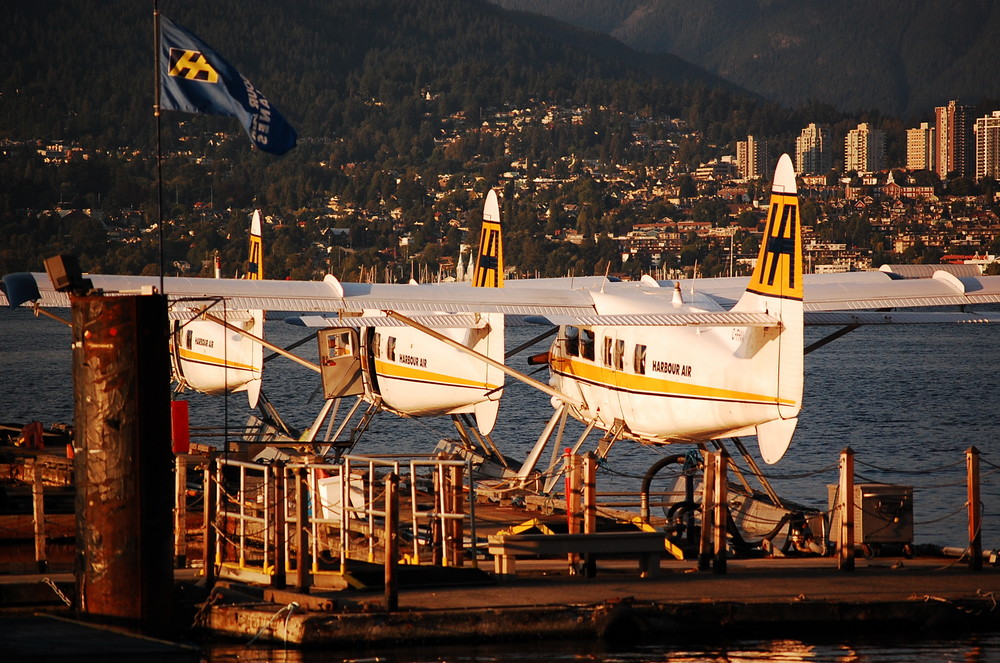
3,307 -> 1000,660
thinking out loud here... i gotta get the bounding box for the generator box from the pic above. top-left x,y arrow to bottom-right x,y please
827,483 -> 913,547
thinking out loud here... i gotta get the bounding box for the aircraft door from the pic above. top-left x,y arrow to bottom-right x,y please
318,328 -> 365,399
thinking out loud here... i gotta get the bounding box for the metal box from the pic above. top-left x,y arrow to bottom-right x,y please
827,483 -> 913,547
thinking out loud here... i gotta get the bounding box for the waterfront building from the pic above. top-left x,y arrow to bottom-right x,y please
906,122 -> 936,171
736,135 -> 768,180
795,123 -> 833,174
935,100 -> 973,179
844,123 -> 885,174
975,111 -> 1000,180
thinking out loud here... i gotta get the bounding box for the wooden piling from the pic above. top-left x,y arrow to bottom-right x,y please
384,472 -> 399,612
838,447 -> 855,571
31,459 -> 47,573
294,466 -> 312,591
174,454 -> 187,569
202,452 -> 218,587
449,462 -> 464,568
272,462 -> 287,589
565,450 -> 581,572
698,450 -> 716,572
72,294 -> 173,636
712,450 -> 727,575
967,446 -> 982,572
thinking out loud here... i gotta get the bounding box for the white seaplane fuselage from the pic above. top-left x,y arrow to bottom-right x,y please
548,288 -> 796,443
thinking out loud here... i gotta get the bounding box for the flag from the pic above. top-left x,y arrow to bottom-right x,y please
159,15 -> 297,155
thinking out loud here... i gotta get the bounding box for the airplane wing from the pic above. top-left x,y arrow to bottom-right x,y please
628,269 -> 1000,317
1,271 -> 598,316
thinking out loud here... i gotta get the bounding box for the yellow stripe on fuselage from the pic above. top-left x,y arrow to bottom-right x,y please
178,347 -> 258,372
551,356 -> 796,407
374,358 -> 501,391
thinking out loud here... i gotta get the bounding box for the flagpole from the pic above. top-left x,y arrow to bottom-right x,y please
153,0 -> 165,294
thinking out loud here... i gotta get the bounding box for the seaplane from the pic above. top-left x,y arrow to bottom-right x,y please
5,155 -> 1000,478
168,209 -> 265,409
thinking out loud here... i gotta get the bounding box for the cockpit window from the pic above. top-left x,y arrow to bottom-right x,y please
634,344 -> 647,375
565,326 -> 580,356
580,328 -> 595,361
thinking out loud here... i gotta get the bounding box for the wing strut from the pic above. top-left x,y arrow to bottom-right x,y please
384,310 -> 582,408
203,312 -> 320,373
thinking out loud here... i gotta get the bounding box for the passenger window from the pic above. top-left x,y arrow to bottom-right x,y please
580,328 -> 595,361
634,344 -> 646,375
603,336 -> 613,366
373,332 -> 381,358
614,339 -> 625,370
185,329 -> 193,350
565,326 -> 580,356
387,336 -> 396,362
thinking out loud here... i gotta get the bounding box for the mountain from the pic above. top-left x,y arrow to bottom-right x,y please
0,0 -> 745,148
490,0 -> 1000,118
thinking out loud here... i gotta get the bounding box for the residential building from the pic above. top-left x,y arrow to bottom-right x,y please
795,123 -> 833,174
906,122 -> 935,171
844,123 -> 885,174
935,100 -> 973,179
975,111 -> 1000,180
736,135 -> 768,180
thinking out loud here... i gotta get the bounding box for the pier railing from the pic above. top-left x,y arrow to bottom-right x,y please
207,454 -> 473,586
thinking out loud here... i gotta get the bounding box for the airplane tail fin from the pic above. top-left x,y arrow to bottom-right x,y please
473,190 -> 503,288
244,210 -> 264,408
472,190 -> 505,433
732,154 -> 803,463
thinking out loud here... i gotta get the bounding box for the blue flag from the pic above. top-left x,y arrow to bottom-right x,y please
159,15 -> 297,155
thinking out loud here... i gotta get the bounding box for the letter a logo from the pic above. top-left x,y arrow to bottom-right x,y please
168,48 -> 219,83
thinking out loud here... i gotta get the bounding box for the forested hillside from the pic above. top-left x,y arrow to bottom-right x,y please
0,0 -> 891,281
491,0 -> 1000,118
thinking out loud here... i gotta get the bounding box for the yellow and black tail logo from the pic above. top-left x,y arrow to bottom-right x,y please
473,192 -> 503,288
746,191 -> 802,301
247,233 -> 262,280
168,48 -> 219,83
473,222 -> 503,288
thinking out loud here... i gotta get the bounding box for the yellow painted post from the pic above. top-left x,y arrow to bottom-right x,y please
582,452 -> 598,578
698,450 -> 716,572
967,446 -> 982,572
838,447 -> 855,571
712,450 -> 727,575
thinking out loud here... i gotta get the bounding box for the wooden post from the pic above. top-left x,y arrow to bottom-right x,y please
698,450 -> 716,572
202,453 -> 217,587
449,462 -> 464,568
431,462 -> 443,566
384,472 -> 399,612
173,454 -> 187,569
838,447 -> 855,571
272,462 -> 287,589
967,446 -> 982,572
582,452 -> 598,578
565,450 -> 581,572
294,466 -> 312,591
31,459 -> 48,573
583,453 -> 597,534
712,450 -> 727,575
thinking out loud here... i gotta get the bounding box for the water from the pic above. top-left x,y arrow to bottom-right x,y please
3,307 -> 1000,660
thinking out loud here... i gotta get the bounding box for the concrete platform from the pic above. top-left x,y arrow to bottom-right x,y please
204,555 -> 1000,646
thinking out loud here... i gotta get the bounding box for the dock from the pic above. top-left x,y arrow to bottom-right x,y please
3,440 -> 1000,652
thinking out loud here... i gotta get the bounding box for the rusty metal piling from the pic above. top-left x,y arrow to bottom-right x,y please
71,294 -> 173,636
